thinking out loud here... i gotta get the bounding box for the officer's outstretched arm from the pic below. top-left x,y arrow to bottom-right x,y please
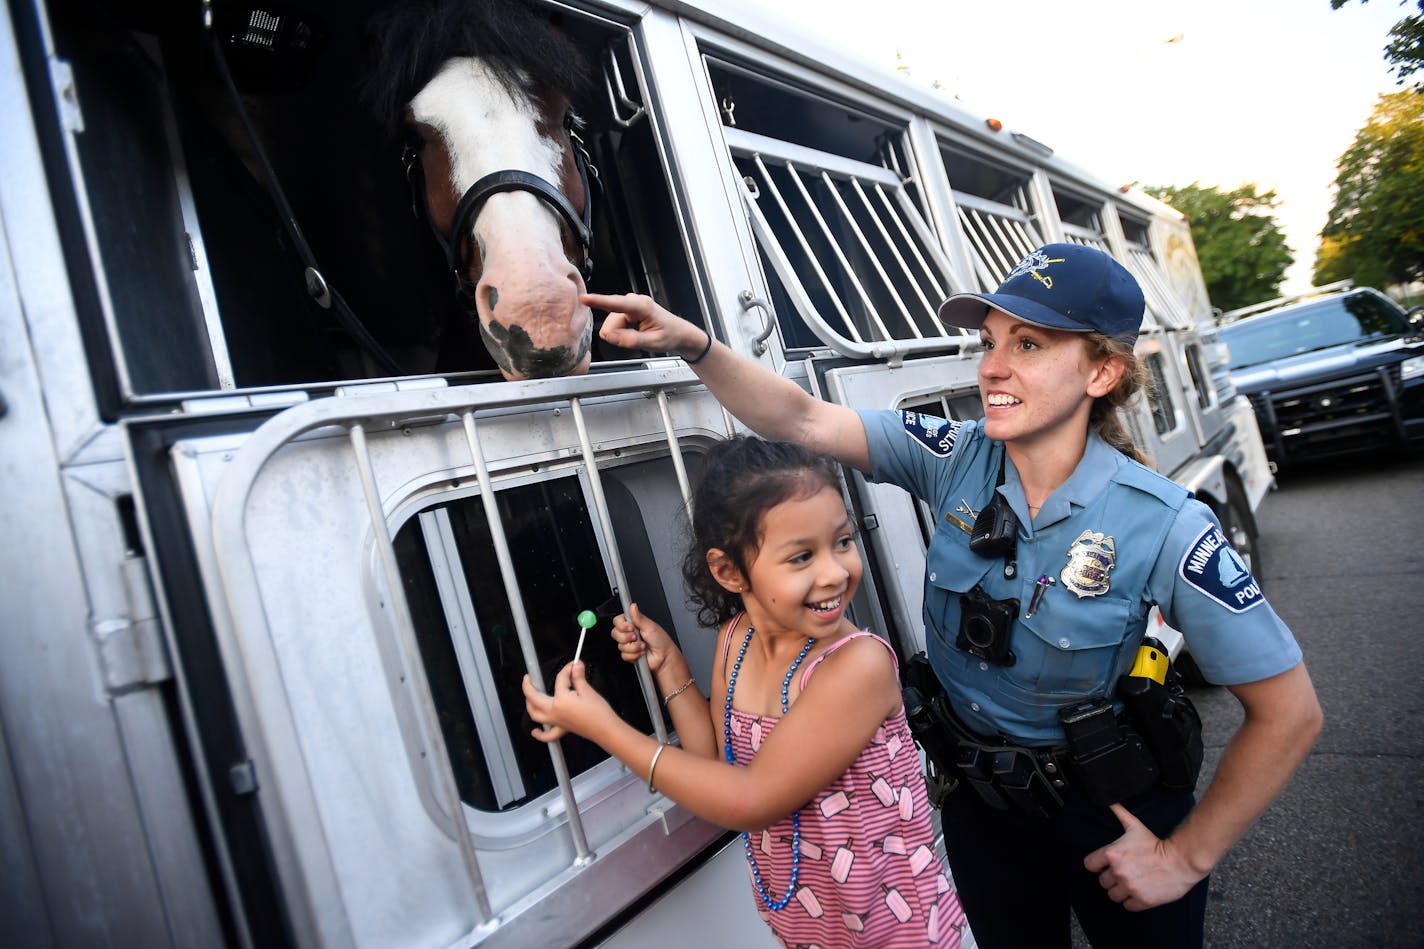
1085,661 -> 1322,910
591,292 -> 870,472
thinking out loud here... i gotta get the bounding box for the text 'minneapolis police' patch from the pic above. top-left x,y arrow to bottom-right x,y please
1179,525 -> 1262,613
898,411 -> 960,457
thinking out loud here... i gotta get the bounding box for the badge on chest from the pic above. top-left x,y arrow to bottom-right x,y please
1060,530 -> 1117,598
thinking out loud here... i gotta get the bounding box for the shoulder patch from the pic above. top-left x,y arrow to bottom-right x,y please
1178,524 -> 1263,613
898,412 -> 960,458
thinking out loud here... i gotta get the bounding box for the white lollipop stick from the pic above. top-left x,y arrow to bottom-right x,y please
572,610 -> 597,665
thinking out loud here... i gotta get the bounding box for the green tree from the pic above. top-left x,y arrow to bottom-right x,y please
1332,0 -> 1424,90
1143,183 -> 1293,312
1315,89 -> 1424,288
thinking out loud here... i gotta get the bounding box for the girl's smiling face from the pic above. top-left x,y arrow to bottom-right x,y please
977,309 -> 1120,448
735,483 -> 862,640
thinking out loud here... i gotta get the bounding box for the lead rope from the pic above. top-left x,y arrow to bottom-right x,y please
201,1 -> 404,375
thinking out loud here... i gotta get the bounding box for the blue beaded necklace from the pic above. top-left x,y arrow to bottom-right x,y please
724,622 -> 815,912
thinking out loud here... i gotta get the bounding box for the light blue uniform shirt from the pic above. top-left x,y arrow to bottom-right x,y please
859,409 -> 1303,745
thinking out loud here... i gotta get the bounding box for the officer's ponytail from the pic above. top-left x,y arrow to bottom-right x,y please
1086,332 -> 1151,466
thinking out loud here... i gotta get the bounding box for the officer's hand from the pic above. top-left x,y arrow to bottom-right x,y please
589,292 -> 703,357
1083,803 -> 1204,911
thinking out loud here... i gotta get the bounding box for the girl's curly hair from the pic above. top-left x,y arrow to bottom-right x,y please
680,435 -> 842,628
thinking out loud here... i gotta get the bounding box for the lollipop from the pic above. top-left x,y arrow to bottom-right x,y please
572,609 -> 598,665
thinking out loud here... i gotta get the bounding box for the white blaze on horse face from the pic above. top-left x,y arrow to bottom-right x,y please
410,57 -> 591,379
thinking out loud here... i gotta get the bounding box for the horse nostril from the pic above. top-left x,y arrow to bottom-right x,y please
485,285 -> 499,311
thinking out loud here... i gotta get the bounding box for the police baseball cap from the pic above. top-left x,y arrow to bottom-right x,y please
938,243 -> 1146,345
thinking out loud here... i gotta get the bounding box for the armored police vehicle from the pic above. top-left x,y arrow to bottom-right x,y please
0,0 -> 1274,945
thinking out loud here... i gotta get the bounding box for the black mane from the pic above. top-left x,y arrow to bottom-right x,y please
362,0 -> 592,140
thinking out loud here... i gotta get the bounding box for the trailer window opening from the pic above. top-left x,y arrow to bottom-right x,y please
1053,186 -> 1111,253
1118,213 -> 1193,331
392,462 -> 682,812
938,142 -> 1042,289
1184,343 -> 1215,410
43,2 -> 700,399
1144,352 -> 1181,436
705,54 -> 963,357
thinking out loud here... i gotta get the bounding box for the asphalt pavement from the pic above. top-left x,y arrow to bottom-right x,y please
1183,450 -> 1424,947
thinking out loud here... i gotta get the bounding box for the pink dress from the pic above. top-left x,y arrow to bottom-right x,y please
718,619 -> 965,947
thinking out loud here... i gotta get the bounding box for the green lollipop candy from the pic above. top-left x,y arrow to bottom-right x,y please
573,609 -> 598,664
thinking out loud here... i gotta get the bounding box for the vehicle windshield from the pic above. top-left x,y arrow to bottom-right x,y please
1221,293 -> 1410,369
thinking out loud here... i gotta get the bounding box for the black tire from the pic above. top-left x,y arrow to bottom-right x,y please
1217,477 -> 1263,588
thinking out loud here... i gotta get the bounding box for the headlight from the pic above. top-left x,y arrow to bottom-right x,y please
1402,355 -> 1424,381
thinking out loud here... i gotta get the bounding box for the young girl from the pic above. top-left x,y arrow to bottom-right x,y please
523,436 -> 964,947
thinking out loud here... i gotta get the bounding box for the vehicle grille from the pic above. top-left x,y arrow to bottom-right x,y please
1250,363 -> 1405,462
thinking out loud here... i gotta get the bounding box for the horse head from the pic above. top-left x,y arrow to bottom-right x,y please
366,1 -> 595,380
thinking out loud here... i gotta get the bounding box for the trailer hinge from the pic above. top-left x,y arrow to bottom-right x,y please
91,554 -> 172,694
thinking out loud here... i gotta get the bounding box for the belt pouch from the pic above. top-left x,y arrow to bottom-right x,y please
954,743 -> 1010,810
989,747 -> 1063,818
1059,698 -> 1160,807
903,685 -> 960,778
1117,674 -> 1204,790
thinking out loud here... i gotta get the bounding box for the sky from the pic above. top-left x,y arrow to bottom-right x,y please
765,0 -> 1407,296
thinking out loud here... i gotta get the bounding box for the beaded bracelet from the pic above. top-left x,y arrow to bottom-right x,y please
683,331 -> 714,365
647,742 -> 669,793
663,676 -> 697,707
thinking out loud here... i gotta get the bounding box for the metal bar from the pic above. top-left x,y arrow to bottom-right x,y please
985,214 -> 1025,281
814,170 -> 899,340
856,183 -> 936,335
783,164 -> 883,341
656,391 -> 694,522
601,42 -> 646,129
458,411 -> 594,863
871,185 -> 951,332
883,185 -> 952,303
737,174 -> 962,361
724,126 -> 900,188
971,207 -> 1014,280
1007,217 -> 1041,258
957,207 -> 1004,289
822,172 -> 916,339
569,398 -> 668,744
975,207 -> 1018,283
750,154 -> 862,342
349,423 -> 493,918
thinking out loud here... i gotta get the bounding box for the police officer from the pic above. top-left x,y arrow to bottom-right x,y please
589,242 -> 1322,949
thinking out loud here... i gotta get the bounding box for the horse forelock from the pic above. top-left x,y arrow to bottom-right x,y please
363,0 -> 591,140
410,59 -> 565,197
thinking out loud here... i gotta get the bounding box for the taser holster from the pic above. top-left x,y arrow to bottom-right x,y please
1115,638 -> 1205,791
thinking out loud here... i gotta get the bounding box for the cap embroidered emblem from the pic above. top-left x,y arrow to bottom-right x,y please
1007,250 -> 1067,289
1060,530 -> 1116,598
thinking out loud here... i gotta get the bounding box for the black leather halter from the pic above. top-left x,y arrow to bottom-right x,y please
405,113 -> 596,309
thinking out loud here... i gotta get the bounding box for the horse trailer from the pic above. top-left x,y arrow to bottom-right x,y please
0,0 -> 1274,946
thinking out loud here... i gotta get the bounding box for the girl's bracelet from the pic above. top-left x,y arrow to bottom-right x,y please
663,676 -> 698,707
647,742 -> 669,793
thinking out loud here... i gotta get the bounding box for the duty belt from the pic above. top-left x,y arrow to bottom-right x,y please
938,702 -> 1071,818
